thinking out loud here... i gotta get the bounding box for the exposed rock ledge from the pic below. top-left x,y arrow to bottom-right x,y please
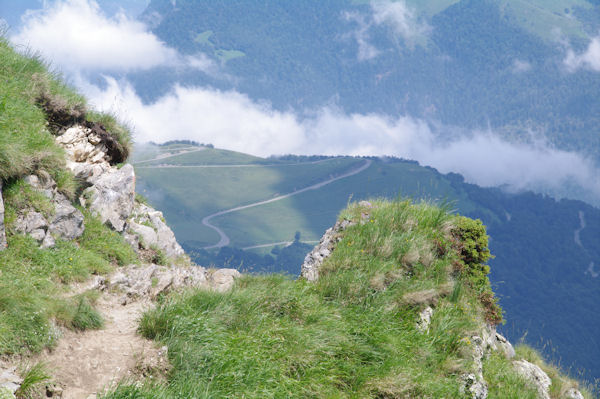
14,172 -> 85,248
6,125 -> 184,260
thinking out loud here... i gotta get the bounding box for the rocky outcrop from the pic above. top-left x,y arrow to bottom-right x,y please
57,125 -> 135,232
208,268 -> 242,293
416,306 -> 433,332
301,219 -> 354,281
565,388 -> 585,399
128,203 -> 184,258
56,125 -> 184,260
0,181 -> 7,251
459,326 -> 517,399
85,263 -> 240,305
14,174 -> 84,248
461,372 -> 488,399
461,335 -> 489,399
513,360 -> 552,399
81,164 -> 135,232
56,125 -> 113,167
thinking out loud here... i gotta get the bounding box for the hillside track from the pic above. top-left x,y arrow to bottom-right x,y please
132,147 -> 206,164
202,159 -> 372,249
135,158 -> 334,169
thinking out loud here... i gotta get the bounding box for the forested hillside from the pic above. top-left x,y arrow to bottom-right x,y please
139,0 -> 600,161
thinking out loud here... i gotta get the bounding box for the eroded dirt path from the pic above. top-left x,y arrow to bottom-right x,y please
37,294 -> 161,399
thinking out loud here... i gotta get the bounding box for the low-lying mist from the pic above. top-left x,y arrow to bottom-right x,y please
85,77 -> 600,206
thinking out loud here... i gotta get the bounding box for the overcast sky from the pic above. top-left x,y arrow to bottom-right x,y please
7,0 -> 600,203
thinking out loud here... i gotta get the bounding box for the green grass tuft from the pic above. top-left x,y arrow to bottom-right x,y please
71,296 -> 103,331
15,362 -> 51,399
78,209 -> 138,266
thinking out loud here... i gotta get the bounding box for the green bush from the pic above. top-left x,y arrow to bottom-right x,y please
452,216 -> 502,325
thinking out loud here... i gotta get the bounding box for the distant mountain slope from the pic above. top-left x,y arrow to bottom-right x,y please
133,142 -> 600,383
139,0 -> 600,161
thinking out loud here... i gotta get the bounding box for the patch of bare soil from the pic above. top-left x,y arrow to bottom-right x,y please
37,294 -> 166,399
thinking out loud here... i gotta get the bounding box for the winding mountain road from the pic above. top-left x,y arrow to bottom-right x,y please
202,159 -> 372,249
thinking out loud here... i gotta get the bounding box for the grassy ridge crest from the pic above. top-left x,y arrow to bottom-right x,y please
102,199 -> 594,398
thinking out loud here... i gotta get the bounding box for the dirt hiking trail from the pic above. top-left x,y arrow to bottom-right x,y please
37,293 -> 164,399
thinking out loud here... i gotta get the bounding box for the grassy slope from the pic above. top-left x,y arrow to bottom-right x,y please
102,200 -> 592,398
214,160 -> 484,248
133,146 -> 484,248
132,145 -> 265,165
0,37 -> 138,356
135,153 -> 364,245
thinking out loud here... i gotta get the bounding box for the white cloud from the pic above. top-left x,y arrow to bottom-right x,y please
511,59 -> 532,73
371,0 -> 430,44
345,1 -> 429,61
84,78 -> 307,156
11,0 -> 213,73
343,12 -> 380,61
84,77 -> 600,202
564,36 -> 600,72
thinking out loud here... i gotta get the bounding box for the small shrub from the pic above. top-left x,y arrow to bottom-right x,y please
451,216 -> 503,325
451,216 -> 492,287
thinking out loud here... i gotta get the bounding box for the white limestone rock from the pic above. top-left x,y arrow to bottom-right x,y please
14,211 -> 48,243
107,264 -> 239,303
56,126 -> 109,165
301,219 -> 354,281
128,203 -> 184,259
208,268 -> 241,293
81,164 -> 135,232
494,332 -> 516,359
15,175 -> 85,247
513,360 -> 552,399
460,373 -> 488,399
481,325 -> 515,359
417,306 -> 434,333
129,221 -> 158,248
0,367 -> 22,395
564,388 -> 585,399
49,193 -> 84,240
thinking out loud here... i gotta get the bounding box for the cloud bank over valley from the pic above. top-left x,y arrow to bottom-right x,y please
88,77 -> 600,202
